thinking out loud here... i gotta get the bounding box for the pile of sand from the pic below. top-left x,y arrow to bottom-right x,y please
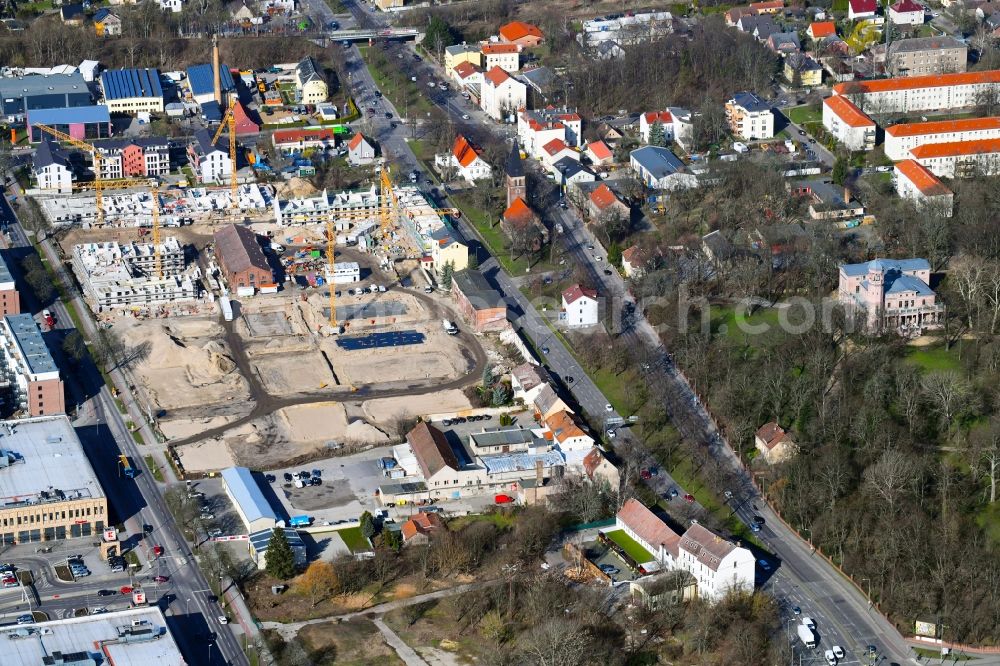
115,319 -> 249,410
274,177 -> 318,199
176,437 -> 238,472
278,403 -> 348,442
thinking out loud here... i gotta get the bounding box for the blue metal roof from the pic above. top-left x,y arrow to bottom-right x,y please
840,258 -> 930,277
732,90 -> 771,113
221,467 -> 277,526
630,146 -> 683,180
27,105 -> 110,125
4,314 -> 57,376
187,63 -> 235,97
100,68 -> 163,101
885,274 -> 934,296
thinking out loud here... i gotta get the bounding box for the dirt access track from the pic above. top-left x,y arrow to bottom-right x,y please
141,280 -> 487,469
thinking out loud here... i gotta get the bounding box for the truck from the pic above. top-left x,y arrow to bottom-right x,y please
220,296 -> 233,322
442,319 -> 458,335
42,310 -> 55,329
376,457 -> 397,470
796,623 -> 817,649
289,515 -> 312,527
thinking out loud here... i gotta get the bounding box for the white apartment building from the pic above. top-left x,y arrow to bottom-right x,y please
33,141 -> 73,193
480,67 -> 526,122
434,135 -> 493,182
909,138 -> 1000,178
676,523 -> 756,601
481,43 -> 521,73
517,107 -> 583,157
833,69 -> 1000,114
188,129 -> 230,184
894,159 -> 954,216
822,95 -> 876,151
725,91 -> 774,140
884,117 -> 1000,161
561,284 -> 599,327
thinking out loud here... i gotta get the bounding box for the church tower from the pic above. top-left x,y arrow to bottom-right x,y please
506,142 -> 526,208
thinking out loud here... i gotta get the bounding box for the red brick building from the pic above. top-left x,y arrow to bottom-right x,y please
451,269 -> 507,333
0,254 -> 20,315
213,224 -> 272,293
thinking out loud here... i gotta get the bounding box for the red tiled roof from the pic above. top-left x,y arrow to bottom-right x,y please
556,112 -> 581,122
589,183 -> 618,210
499,21 -> 543,42
451,135 -> 483,168
910,136 -> 1000,158
808,21 -> 836,38
483,66 -> 511,87
503,196 -> 535,223
885,116 -> 1000,137
348,133 -> 364,150
823,95 -> 875,128
544,409 -> 587,443
643,110 -> 673,125
401,511 -> 443,541
621,245 -> 642,264
833,70 -> 1000,96
587,140 -> 613,160
890,0 -> 923,12
452,62 -> 479,79
482,43 -> 520,55
755,422 -> 792,449
616,498 -> 681,558
750,0 -> 784,9
895,159 -> 952,196
562,283 -> 597,304
849,0 -> 877,13
542,138 -> 568,156
273,127 -> 336,144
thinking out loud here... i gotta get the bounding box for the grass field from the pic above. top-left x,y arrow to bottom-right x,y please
144,455 -> 164,483
906,344 -> 961,372
786,104 -> 822,125
711,305 -> 783,340
447,512 -> 515,532
449,192 -> 549,275
338,526 -> 371,553
603,528 -> 653,563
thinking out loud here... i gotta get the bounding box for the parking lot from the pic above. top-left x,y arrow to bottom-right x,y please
584,540 -> 639,583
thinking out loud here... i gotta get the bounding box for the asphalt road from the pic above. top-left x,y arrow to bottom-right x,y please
0,195 -> 246,666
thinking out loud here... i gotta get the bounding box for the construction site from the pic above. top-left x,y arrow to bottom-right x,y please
29,38 -> 493,473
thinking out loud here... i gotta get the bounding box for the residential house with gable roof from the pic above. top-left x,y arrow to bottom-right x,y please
33,140 -> 74,193
822,95 -> 876,151
888,0 -> 925,25
511,363 -> 548,404
754,422 -> 797,464
883,116 -> 1000,161
400,422 -> 462,488
347,133 -> 376,165
838,258 -> 944,334
639,111 -> 674,144
480,67 -> 526,121
533,384 -> 572,422
94,9 -> 122,37
561,283 -> 599,327
807,21 -> 836,39
188,129 -> 231,183
445,44 -> 482,71
585,140 -> 614,166
621,245 -> 648,278
848,0 -> 877,19
677,523 -> 755,600
544,409 -> 595,455
401,511 -> 444,545
435,135 -> 492,182
583,447 -> 621,490
499,21 -> 544,47
587,183 -> 629,223
481,43 -> 521,73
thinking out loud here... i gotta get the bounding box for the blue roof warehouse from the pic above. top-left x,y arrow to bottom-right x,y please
220,466 -> 279,533
0,73 -> 91,122
26,105 -> 111,143
99,68 -> 165,114
186,63 -> 235,106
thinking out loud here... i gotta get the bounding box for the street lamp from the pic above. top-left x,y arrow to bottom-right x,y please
861,577 -> 872,606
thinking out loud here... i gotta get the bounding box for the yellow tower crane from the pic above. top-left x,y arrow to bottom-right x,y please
379,164 -> 400,241
34,123 -> 115,227
211,104 -> 239,218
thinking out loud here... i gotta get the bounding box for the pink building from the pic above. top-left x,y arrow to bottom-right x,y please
838,258 -> 943,335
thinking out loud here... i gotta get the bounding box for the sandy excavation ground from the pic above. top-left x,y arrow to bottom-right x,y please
114,317 -> 252,414
362,390 -> 472,430
177,402 -> 391,472
236,291 -> 473,393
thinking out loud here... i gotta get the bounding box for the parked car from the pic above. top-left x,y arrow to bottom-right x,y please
208,529 -> 223,537
824,649 -> 837,665
153,575 -> 170,583
283,472 -> 293,482
312,469 -> 322,478
16,615 -> 33,625
494,494 -> 514,504
598,564 -> 620,575
97,589 -> 117,597
683,494 -> 695,503
265,474 -> 276,483
832,646 -> 845,660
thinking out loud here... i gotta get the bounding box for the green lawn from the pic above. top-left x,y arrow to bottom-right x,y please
603,528 -> 654,563
786,104 -> 822,125
338,526 -> 371,553
144,454 -> 164,483
449,193 -> 548,275
711,305 -> 783,341
913,647 -> 974,661
906,344 -> 961,372
448,512 -> 515,532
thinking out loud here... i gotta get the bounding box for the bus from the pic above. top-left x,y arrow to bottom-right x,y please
118,455 -> 137,479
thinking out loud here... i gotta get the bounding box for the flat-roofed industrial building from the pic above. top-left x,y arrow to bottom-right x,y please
0,607 -> 183,665
221,466 -> 278,533
0,314 -> 64,417
0,415 -> 107,545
